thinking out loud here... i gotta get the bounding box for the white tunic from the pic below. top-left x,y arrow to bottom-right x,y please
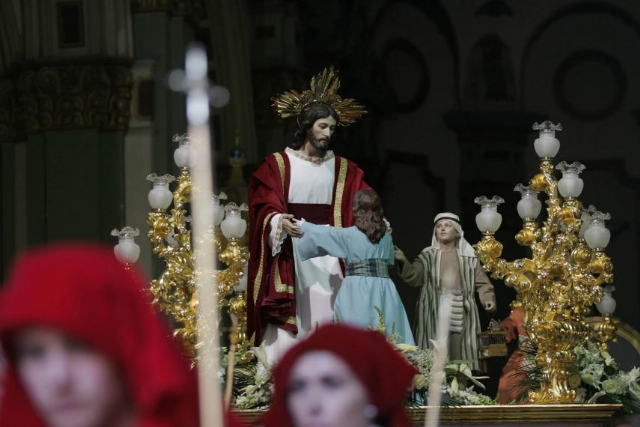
262,148 -> 344,365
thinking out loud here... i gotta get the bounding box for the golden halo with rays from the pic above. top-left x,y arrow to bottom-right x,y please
271,66 -> 368,127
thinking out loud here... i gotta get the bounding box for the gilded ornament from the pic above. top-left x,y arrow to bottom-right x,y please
146,134 -> 251,361
474,121 -> 615,404
271,66 -> 367,126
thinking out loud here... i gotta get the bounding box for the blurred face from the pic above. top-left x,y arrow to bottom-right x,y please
14,327 -> 133,427
307,116 -> 337,152
435,219 -> 459,246
287,351 -> 371,427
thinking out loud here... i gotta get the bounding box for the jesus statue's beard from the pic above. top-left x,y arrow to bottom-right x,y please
309,134 -> 330,152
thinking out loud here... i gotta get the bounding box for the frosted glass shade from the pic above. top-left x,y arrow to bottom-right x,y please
221,204 -> 248,239
221,216 -> 246,239
517,196 -> 542,220
596,286 -> 616,315
585,224 -> 611,249
476,209 -> 502,233
514,184 -> 542,220
475,196 -> 504,233
148,183 -> 173,210
558,172 -> 584,198
114,238 -> 141,264
534,133 -> 560,158
147,174 -> 175,210
111,227 -> 141,264
173,144 -> 193,168
556,162 -> 585,198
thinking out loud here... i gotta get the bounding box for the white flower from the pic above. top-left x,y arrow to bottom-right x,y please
602,378 -> 622,395
601,351 -> 615,367
626,367 -> 640,385
568,374 -> 582,389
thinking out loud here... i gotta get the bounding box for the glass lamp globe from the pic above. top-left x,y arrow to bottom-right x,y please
556,161 -> 585,198
532,121 -> 562,158
147,174 -> 176,210
585,211 -> 611,249
221,203 -> 248,239
111,227 -> 141,264
514,184 -> 542,220
172,133 -> 194,168
596,285 -> 616,315
474,196 -> 505,233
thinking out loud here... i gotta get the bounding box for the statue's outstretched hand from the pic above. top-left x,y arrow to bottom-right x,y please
282,214 -> 302,238
394,245 -> 407,263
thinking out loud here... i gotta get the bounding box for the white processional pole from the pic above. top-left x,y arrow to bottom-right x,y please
424,297 -> 452,427
183,42 -> 223,427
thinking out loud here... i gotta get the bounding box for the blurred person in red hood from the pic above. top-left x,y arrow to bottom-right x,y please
0,242 -> 244,427
261,323 -> 417,427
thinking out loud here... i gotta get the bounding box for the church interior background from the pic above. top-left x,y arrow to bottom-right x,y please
2,0 -> 640,401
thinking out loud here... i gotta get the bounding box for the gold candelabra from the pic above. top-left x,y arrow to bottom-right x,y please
145,133 -> 250,359
473,121 -> 614,404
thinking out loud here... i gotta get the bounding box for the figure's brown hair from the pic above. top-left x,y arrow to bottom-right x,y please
353,189 -> 386,244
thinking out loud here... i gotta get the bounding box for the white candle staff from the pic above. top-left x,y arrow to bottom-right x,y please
425,295 -> 452,427
182,42 -> 224,427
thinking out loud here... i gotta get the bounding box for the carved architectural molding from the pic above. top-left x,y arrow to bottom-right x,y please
0,61 -> 133,139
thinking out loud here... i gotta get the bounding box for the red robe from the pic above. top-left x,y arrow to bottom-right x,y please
247,151 -> 369,345
0,243 -> 202,427
497,306 -> 530,404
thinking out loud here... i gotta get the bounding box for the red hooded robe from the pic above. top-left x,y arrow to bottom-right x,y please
261,323 -> 417,427
0,243 -> 203,427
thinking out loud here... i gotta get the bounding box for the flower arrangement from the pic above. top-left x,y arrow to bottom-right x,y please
398,343 -> 496,406
218,343 -> 273,410
376,307 -> 495,406
225,309 -> 496,409
511,339 -> 640,412
572,341 -> 640,413
227,340 -> 495,409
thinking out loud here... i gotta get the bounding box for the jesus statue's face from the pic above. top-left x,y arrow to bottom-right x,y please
307,115 -> 337,152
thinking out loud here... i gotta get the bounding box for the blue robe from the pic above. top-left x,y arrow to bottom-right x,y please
296,222 -> 415,345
